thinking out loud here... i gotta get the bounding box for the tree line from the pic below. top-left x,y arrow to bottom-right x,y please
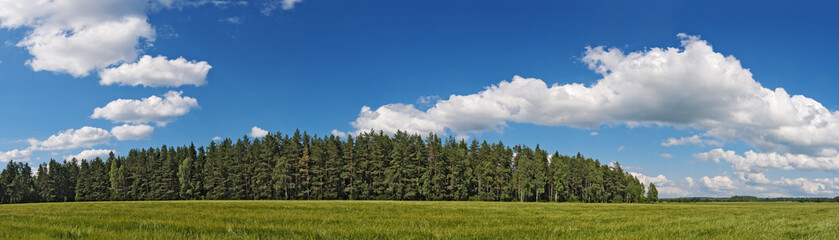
0,130 -> 657,204
665,196 -> 839,203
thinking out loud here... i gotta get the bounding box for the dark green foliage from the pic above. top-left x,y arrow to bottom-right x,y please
0,161 -> 37,203
648,183 -> 658,203
2,129 -> 652,203
109,153 -> 126,201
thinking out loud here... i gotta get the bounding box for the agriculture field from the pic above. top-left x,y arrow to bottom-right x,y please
0,201 -> 837,239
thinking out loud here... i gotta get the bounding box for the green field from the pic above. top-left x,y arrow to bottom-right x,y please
1,201 -> 837,239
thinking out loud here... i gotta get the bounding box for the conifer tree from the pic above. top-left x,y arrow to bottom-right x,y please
647,183 -> 658,203
109,153 -> 125,201
75,160 -> 90,201
178,157 -> 196,199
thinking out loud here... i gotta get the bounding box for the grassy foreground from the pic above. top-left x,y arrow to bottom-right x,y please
1,201 -> 837,239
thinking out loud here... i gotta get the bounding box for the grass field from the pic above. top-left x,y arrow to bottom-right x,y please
0,201 -> 837,239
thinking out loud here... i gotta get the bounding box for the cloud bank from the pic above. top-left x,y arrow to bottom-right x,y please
350,34 -> 839,174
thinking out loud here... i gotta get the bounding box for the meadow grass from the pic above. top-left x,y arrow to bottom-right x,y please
0,200 -> 837,239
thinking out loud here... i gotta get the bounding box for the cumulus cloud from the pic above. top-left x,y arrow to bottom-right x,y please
111,124 -> 154,140
2,126 -> 114,162
736,171 -> 771,184
64,149 -> 115,161
629,172 -> 669,186
91,91 -> 199,126
661,135 -> 722,147
630,172 -> 690,197
589,132 -> 598,136
212,136 -> 222,141
699,175 -> 736,192
350,34 -> 839,174
0,0 -> 157,77
331,129 -> 347,138
28,126 -> 112,151
658,186 -> 691,197
660,153 -> 673,158
352,105 -> 446,135
0,149 -> 32,162
696,148 -> 839,173
773,177 -> 838,195
249,126 -> 268,138
683,173 -> 837,196
99,55 -> 211,87
685,177 -> 695,187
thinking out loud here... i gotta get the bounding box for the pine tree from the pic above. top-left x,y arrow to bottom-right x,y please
253,135 -> 275,200
35,163 -> 51,202
75,160 -> 90,201
647,183 -> 658,203
87,157 -> 111,201
323,135 -> 343,199
273,134 -> 295,200
109,153 -> 125,201
297,136 -> 311,199
340,135 -> 357,199
178,157 -> 196,199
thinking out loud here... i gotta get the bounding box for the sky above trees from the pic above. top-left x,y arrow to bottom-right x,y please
0,0 -> 838,197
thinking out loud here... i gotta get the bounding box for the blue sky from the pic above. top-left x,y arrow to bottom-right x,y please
1,0 -> 838,197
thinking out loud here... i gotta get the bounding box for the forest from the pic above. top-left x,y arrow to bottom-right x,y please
0,130 -> 655,204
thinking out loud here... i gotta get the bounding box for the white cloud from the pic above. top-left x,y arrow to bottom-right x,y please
658,186 -> 690,197
99,55 -> 212,87
696,148 -> 839,173
700,175 -> 736,192
212,136 -> 222,141
91,90 -> 199,126
28,126 -> 112,151
331,129 -> 347,138
660,153 -> 673,158
773,177 -> 837,195
735,171 -> 771,184
589,132 -> 598,136
64,149 -> 115,161
617,146 -> 625,151
685,177 -> 695,187
0,149 -> 32,162
262,0 -> 304,15
111,124 -> 154,140
0,0 -> 156,77
349,34 -> 839,174
661,135 -> 722,147
630,172 -> 690,197
249,126 -> 268,138
629,172 -> 669,186
352,104 -> 446,135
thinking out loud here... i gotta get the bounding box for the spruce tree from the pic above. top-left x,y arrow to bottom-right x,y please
647,183 -> 658,203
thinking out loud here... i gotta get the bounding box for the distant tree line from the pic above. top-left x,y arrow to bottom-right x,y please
0,130 -> 659,204
665,195 -> 839,203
